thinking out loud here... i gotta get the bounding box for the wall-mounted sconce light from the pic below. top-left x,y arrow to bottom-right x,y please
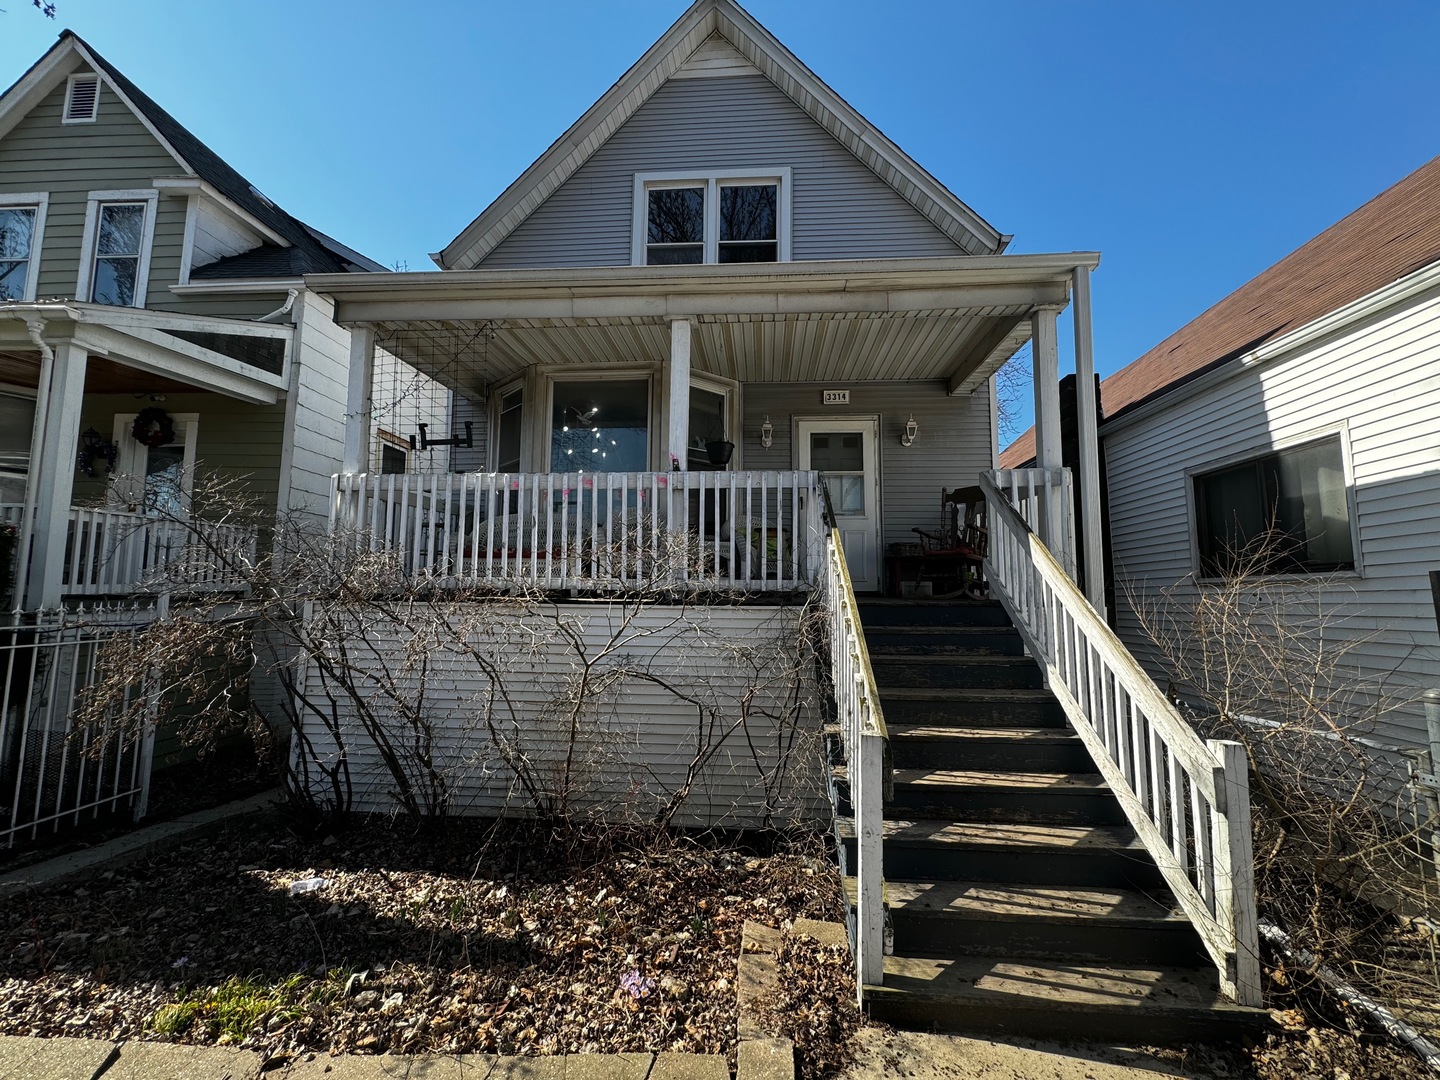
900,415 -> 919,447
760,415 -> 773,449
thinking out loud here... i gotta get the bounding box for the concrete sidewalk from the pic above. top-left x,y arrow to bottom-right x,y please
0,1038 -> 733,1080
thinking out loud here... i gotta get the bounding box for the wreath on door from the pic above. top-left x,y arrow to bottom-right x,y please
131,407 -> 175,448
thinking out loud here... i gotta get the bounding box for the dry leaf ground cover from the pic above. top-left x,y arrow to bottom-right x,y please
0,813 -> 843,1066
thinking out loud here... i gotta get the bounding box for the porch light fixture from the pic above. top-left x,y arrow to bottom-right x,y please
760,415 -> 773,449
901,415 -> 919,447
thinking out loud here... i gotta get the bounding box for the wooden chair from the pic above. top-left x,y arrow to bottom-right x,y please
909,485 -> 988,597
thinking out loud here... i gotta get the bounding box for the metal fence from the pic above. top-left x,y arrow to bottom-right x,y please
0,602 -> 162,848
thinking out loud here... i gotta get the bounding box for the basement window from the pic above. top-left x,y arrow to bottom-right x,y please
63,73 -> 100,123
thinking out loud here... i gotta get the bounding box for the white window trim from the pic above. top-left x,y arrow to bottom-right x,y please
631,168 -> 792,267
62,72 -> 100,124
76,189 -> 159,307
489,377 -> 525,473
543,366 -> 658,472
1183,422 -> 1361,581
0,192 -> 49,302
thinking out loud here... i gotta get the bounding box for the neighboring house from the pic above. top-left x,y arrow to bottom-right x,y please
299,0 -> 1101,824
0,30 -> 451,611
1003,153 -> 1440,750
0,32 -> 450,840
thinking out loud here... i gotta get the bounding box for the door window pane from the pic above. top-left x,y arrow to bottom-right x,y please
144,443 -> 186,516
809,432 -> 864,472
551,379 -> 649,472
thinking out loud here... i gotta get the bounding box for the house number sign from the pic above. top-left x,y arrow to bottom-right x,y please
823,389 -> 850,405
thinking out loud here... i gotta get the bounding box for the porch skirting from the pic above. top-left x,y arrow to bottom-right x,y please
291,601 -> 827,828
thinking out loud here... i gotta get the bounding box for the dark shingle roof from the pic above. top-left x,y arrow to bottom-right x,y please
62,31 -> 387,277
999,153 -> 1440,468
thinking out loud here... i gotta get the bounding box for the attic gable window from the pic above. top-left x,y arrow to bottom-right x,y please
63,73 -> 100,123
634,170 -> 790,266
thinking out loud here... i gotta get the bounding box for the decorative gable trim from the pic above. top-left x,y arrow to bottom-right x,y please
434,0 -> 1007,270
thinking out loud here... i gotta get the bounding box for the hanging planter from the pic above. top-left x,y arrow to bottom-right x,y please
131,407 -> 175,448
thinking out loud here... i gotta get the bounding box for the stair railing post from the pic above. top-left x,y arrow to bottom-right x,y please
856,710 -> 885,994
1209,738 -> 1262,1006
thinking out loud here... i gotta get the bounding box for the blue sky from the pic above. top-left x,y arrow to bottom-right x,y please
4,1 -> 1438,437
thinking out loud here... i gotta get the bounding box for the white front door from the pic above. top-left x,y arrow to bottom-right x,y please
113,412 -> 199,515
798,417 -> 880,592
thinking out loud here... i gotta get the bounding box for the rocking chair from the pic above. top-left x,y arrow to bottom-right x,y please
909,484 -> 988,598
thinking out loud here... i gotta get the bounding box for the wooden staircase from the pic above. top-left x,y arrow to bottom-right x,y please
834,598 -> 1265,1042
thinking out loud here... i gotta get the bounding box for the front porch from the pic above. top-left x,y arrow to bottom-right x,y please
311,254 -> 1106,601
0,302 -> 287,609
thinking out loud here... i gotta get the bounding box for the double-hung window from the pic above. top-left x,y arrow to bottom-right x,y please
1193,435 -> 1354,576
78,190 -> 157,308
0,194 -> 48,302
634,170 -> 789,266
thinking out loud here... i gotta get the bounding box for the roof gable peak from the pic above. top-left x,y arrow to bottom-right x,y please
435,0 -> 1007,269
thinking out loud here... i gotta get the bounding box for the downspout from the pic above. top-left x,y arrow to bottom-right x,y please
5,314 -> 55,613
257,288 -> 299,324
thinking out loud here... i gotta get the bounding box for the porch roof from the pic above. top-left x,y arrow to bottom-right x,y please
0,302 -> 291,405
307,253 -> 1098,396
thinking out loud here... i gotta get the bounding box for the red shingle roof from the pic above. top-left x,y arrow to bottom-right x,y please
999,153 -> 1440,468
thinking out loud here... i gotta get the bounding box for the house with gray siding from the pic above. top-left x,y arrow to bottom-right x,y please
1003,153 -> 1440,752
303,0 -> 1104,822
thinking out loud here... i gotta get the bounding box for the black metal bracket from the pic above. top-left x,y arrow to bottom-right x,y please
410,421 -> 473,451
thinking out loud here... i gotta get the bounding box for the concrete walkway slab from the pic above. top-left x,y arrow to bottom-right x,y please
562,1053 -> 653,1080
0,1034 -> 115,1080
103,1041 -> 262,1080
649,1053 -> 729,1080
0,790 -> 282,900
283,1053 -> 481,1078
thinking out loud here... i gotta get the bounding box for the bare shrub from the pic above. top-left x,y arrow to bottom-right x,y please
73,472 -> 826,836
1127,529 -> 1440,1038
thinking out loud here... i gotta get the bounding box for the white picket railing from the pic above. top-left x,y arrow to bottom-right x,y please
990,467 -> 1077,579
819,490 -> 889,998
980,469 -> 1262,1006
330,471 -> 825,592
62,510 -> 256,596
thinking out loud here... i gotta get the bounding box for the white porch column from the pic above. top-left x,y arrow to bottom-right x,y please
27,339 -> 88,610
341,325 -> 375,474
667,318 -> 692,469
1030,305 -> 1065,556
1072,267 -> 1106,617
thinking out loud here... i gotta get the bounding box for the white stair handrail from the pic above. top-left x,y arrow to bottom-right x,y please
981,469 -> 1262,1007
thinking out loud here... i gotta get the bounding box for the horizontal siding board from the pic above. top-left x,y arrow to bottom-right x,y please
480,74 -> 963,269
298,603 -> 826,827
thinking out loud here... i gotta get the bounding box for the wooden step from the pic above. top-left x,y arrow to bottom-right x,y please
869,653 -> 1043,690
877,687 -> 1064,728
857,598 -> 1011,627
861,625 -> 1023,655
832,765 -> 1124,824
888,723 -> 1094,772
864,954 -> 1265,1042
838,817 -> 1161,888
846,877 -> 1206,966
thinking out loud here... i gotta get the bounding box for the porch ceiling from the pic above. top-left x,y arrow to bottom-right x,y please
310,253 -> 1099,397
0,349 -> 212,395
